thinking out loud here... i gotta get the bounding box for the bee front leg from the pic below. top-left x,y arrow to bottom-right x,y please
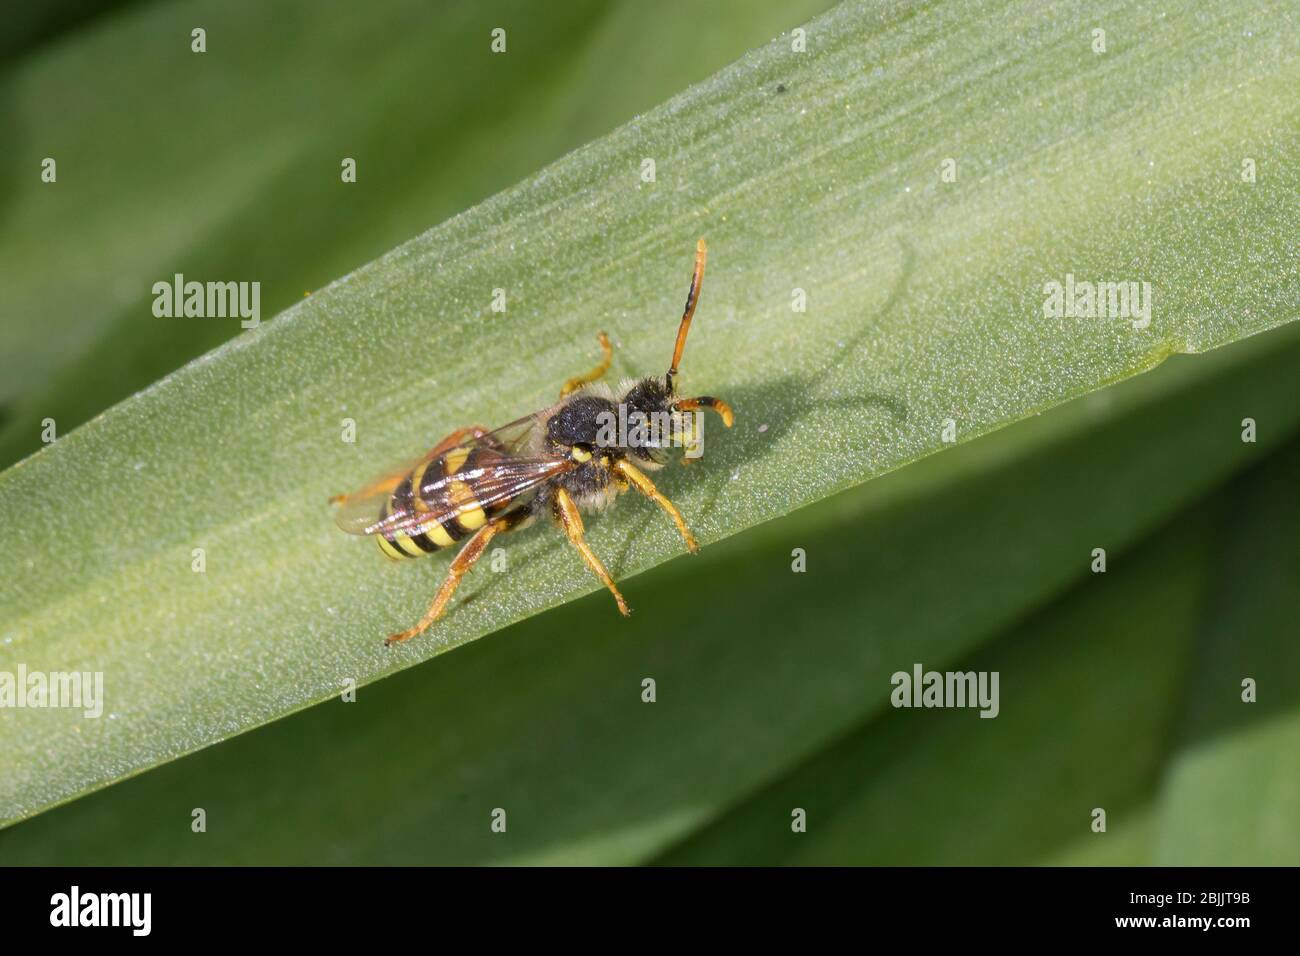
559,332 -> 613,398
612,459 -> 698,553
553,487 -> 630,616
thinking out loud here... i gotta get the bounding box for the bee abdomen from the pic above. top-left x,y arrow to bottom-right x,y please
374,451 -> 511,560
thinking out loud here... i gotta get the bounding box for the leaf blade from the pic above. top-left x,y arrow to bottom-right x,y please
2,0 -> 1298,824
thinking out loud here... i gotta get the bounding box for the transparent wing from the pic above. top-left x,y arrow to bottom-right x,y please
332,413 -> 569,537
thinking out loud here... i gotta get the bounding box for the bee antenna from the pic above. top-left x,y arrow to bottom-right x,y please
666,238 -> 707,390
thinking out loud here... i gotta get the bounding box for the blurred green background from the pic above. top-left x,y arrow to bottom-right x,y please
1,0 -> 1296,864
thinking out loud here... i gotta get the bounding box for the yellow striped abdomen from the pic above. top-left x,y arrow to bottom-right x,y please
376,447 -> 509,560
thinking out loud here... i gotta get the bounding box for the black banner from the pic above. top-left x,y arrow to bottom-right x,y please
0,867 -> 1280,941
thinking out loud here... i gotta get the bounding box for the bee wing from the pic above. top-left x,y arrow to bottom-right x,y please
332,413 -> 569,536
389,454 -> 572,537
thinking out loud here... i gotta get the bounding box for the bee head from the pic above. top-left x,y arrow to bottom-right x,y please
594,239 -> 728,467
621,376 -> 674,418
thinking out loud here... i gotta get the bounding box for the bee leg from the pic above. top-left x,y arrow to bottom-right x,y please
384,515 -> 509,646
328,474 -> 403,507
612,459 -> 698,554
559,332 -> 613,398
426,423 -> 495,458
329,424 -> 494,506
672,395 -> 735,428
553,487 -> 631,615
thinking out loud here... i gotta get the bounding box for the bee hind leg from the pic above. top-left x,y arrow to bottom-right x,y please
559,332 -> 613,398
426,423 -> 495,458
328,474 -> 402,507
553,487 -> 630,616
384,513 -> 514,646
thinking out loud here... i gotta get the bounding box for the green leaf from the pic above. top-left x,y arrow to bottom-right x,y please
0,0 -> 835,466
3,323 -> 1297,862
658,438 -> 1300,866
1,0 -> 1297,827
659,505 -> 1219,865
1147,446 -> 1300,866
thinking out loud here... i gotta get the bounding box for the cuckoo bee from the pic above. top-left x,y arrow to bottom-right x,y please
332,239 -> 734,646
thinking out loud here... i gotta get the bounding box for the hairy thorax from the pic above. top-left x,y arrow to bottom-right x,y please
535,378 -> 681,513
